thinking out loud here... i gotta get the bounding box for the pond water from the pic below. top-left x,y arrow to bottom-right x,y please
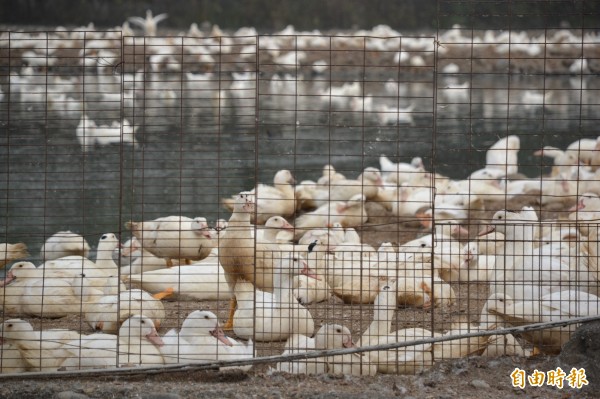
1,51 -> 597,261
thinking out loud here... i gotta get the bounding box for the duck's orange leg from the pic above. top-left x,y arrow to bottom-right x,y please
222,296 -> 237,331
152,287 -> 174,300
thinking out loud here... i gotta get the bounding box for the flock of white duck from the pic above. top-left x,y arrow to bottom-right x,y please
4,10 -> 595,75
2,132 -> 600,375
3,13 -> 596,153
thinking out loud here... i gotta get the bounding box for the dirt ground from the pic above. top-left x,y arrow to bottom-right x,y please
0,355 -> 592,399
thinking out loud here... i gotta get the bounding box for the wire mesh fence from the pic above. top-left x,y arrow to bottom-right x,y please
1,1 -> 600,377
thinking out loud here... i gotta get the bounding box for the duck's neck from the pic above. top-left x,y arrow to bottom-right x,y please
262,228 -> 279,243
95,244 -> 118,273
228,208 -> 252,229
314,330 -> 331,350
276,183 -> 294,199
273,267 -> 293,303
500,223 -> 537,269
360,301 -> 395,347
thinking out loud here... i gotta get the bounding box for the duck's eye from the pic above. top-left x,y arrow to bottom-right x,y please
7,324 -> 12,328
204,315 -> 209,319
140,320 -> 145,324
420,243 -> 426,248
497,215 -> 503,220
498,298 -> 504,303
336,328 -> 341,333
101,235 -> 107,239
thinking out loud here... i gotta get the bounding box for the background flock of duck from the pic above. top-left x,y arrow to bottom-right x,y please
2,13 -> 597,155
2,131 -> 600,375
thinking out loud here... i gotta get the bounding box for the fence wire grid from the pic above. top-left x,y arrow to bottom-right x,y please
1,1 -> 600,377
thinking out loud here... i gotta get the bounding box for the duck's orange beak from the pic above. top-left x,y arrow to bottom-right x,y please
300,260 -> 321,280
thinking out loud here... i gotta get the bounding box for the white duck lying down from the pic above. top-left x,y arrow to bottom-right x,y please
276,323 -> 375,376
161,310 -> 253,370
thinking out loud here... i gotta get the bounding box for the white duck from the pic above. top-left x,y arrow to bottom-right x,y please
127,9 -> 168,36
218,192 -> 281,330
221,169 -> 296,225
59,332 -> 119,370
0,342 -> 29,373
118,236 -> 173,275
457,241 -> 495,282
294,193 -> 368,239
290,242 -> 333,305
391,185 -> 434,221
323,244 -> 390,305
256,215 -> 295,244
125,216 -> 215,266
485,135 -> 520,176
432,322 -> 489,361
250,169 -> 297,225
357,284 -> 397,348
276,324 -> 356,375
7,276 -> 80,319
0,242 -> 29,268
124,248 -> 231,301
84,288 -> 166,333
118,315 -> 165,366
405,272 -> 455,308
6,260 -> 74,281
312,167 -> 382,206
38,233 -> 121,293
358,284 -> 438,374
316,164 -> 346,186
0,319 -> 80,371
297,222 -> 345,249
379,154 -> 427,185
484,207 -> 579,300
233,254 -> 315,342
367,326 -> 439,374
478,293 -> 531,358
292,271 -> 332,305
7,260 -> 125,292
326,343 -> 377,376
161,310 -> 253,370
39,230 -> 90,261
566,137 -> 598,166
569,192 -> 600,223
487,290 -> 600,354
332,227 -> 376,257
500,174 -> 576,206
1,262 -> 106,318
